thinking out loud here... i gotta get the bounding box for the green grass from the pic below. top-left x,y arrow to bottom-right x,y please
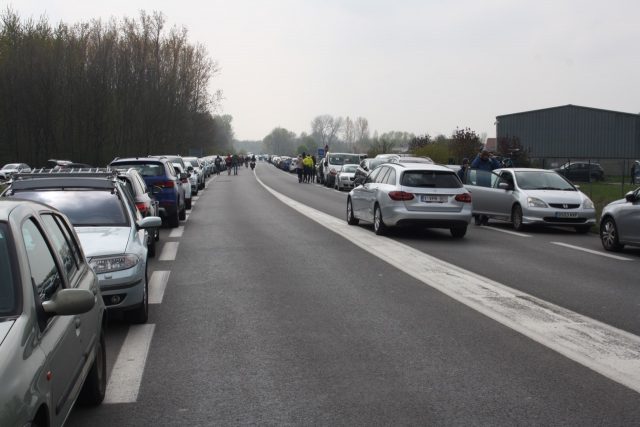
575,178 -> 637,223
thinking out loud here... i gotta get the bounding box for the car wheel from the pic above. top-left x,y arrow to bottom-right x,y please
450,226 -> 467,238
147,233 -> 156,258
600,217 -> 623,252
77,330 -> 106,405
347,198 -> 359,225
373,204 -> 388,235
511,205 -> 525,231
127,268 -> 149,324
575,225 -> 591,234
185,198 -> 192,210
168,205 -> 180,228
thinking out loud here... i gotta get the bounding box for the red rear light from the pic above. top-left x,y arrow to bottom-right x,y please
181,178 -> 188,184
136,202 -> 148,215
388,191 -> 414,201
157,180 -> 175,188
455,193 -> 472,203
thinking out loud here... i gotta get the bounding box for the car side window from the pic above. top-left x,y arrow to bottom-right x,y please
498,171 -> 514,188
41,214 -> 79,281
22,218 -> 62,302
119,185 -> 141,221
365,167 -> 382,184
384,169 -> 397,185
376,167 -> 390,184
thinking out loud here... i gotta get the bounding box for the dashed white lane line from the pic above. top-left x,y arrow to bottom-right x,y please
479,225 -> 531,237
552,242 -> 633,261
104,324 -> 155,403
168,226 -> 184,238
148,270 -> 170,304
256,173 -> 640,394
158,242 -> 179,261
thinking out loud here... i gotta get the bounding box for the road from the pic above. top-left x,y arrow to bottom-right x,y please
68,161 -> 640,426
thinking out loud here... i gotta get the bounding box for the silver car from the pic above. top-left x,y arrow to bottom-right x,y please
0,162 -> 31,180
4,171 -> 161,323
335,164 -> 358,191
464,168 -> 596,232
600,187 -> 640,251
0,199 -> 106,427
347,163 -> 472,237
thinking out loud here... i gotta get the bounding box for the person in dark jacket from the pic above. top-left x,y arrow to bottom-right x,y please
471,149 -> 501,171
457,158 -> 469,182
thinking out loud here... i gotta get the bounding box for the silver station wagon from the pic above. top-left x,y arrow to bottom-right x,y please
464,168 -> 596,232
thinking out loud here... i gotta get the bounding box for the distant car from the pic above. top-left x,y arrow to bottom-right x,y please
553,161 -> 604,182
464,168 -> 596,232
390,156 -> 434,165
322,152 -> 362,188
172,162 -> 192,209
183,160 -> 200,196
3,170 -> 161,323
183,156 -> 205,190
347,163 -> 472,237
0,199 -> 106,427
599,187 -> 640,251
0,162 -> 31,180
335,164 -> 358,191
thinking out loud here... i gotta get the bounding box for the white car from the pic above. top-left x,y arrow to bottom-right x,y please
0,163 -> 31,180
335,164 -> 358,191
173,163 -> 192,209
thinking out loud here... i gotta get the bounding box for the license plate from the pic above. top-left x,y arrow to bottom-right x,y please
555,212 -> 578,218
421,195 -> 447,203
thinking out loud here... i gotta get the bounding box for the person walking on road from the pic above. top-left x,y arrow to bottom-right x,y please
225,154 -> 232,176
232,154 -> 240,175
214,155 -> 222,175
296,154 -> 304,183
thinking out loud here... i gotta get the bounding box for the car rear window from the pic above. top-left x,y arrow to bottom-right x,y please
9,190 -> 129,226
401,170 -> 462,188
111,162 -> 165,177
0,223 -> 18,317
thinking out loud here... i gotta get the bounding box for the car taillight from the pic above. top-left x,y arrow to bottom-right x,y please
157,180 -> 175,188
136,202 -> 148,215
388,191 -> 414,201
181,177 -> 188,183
455,193 -> 472,203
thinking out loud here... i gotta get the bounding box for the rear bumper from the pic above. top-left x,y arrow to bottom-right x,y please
382,205 -> 472,228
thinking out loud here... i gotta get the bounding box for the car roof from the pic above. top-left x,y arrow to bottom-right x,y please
6,170 -> 119,191
495,167 -> 555,173
385,163 -> 454,172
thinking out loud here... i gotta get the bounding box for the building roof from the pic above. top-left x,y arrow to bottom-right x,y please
496,104 -> 640,120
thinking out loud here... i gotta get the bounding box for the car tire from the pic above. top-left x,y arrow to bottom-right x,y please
450,226 -> 467,238
168,205 -> 180,228
185,198 -> 192,210
600,217 -> 623,252
373,204 -> 388,235
347,198 -> 359,225
127,269 -> 149,324
575,225 -> 591,234
511,205 -> 525,231
147,233 -> 156,258
77,331 -> 106,405
180,203 -> 187,220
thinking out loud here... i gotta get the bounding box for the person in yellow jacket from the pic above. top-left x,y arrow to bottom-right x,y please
302,154 -> 314,183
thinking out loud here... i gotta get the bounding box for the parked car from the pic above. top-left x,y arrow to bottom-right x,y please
3,170 -> 161,323
183,160 -> 200,196
322,152 -> 362,188
183,156 -> 205,190
335,163 -> 358,191
599,187 -> 640,251
0,162 -> 31,180
0,199 -> 106,427
46,159 -> 93,171
390,156 -> 434,165
172,163 -> 192,209
464,168 -> 596,232
109,157 -> 186,227
114,168 -> 161,257
553,161 -> 605,182
347,163 -> 472,237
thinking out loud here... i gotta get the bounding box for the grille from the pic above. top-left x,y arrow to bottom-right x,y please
549,203 -> 580,209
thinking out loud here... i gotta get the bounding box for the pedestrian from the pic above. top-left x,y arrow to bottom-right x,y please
303,154 -> 313,183
225,154 -> 232,176
214,155 -> 222,175
457,158 -> 469,183
232,154 -> 239,175
296,154 -> 304,183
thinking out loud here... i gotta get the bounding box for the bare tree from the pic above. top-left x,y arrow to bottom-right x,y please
311,114 -> 343,151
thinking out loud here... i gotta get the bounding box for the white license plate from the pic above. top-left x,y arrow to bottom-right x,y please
555,212 -> 578,218
421,195 -> 448,203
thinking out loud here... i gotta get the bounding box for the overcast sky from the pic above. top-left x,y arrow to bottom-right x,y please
10,0 -> 640,141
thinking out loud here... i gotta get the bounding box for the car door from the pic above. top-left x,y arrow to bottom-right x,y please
352,167 -> 383,221
492,171 -> 517,219
465,169 -> 500,215
21,217 -> 82,425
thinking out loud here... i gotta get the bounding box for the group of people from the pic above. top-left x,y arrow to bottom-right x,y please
457,149 -> 502,182
295,152 -> 317,183
220,154 -> 257,176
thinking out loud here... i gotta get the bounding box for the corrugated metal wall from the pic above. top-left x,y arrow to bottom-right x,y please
496,105 -> 640,159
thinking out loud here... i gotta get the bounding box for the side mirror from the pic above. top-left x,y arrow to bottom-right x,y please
625,191 -> 637,203
498,182 -> 512,190
137,216 -> 162,229
42,288 -> 95,316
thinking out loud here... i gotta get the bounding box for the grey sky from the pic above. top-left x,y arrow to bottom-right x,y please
11,0 -> 640,141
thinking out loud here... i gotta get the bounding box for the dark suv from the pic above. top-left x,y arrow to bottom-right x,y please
110,157 -> 186,227
553,162 -> 605,182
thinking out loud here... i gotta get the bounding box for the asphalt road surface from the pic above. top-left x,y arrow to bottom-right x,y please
68,162 -> 640,426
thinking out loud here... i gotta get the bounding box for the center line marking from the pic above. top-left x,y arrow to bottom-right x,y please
480,226 -> 531,237
552,242 -> 632,261
256,173 -> 640,395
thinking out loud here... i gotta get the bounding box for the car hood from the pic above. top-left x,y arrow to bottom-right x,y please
75,227 -> 131,257
605,197 -> 627,207
0,320 -> 14,346
522,189 -> 585,203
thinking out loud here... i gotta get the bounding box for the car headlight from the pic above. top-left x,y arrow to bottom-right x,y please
582,198 -> 595,209
527,197 -> 548,208
89,254 -> 140,273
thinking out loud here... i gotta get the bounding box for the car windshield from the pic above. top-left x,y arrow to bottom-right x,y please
401,170 -> 462,188
330,155 -> 360,165
369,158 -> 388,170
111,162 -> 164,177
1,163 -> 20,170
0,223 -> 18,318
10,190 -> 129,226
515,171 -> 575,190
342,165 -> 358,173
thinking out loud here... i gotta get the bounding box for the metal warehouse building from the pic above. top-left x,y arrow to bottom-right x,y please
495,104 -> 640,172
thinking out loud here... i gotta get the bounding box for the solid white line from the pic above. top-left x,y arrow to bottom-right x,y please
168,226 -> 184,238
104,324 -> 155,403
255,174 -> 640,394
148,270 -> 170,304
479,226 -> 531,237
158,242 -> 179,261
551,242 -> 632,261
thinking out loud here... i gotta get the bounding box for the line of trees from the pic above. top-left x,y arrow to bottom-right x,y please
0,9 -> 232,167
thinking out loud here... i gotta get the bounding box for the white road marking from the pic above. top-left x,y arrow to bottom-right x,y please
552,242 -> 632,261
148,270 -> 170,304
256,174 -> 640,394
480,226 -> 531,237
104,324 -> 155,403
158,242 -> 179,261
168,226 -> 184,238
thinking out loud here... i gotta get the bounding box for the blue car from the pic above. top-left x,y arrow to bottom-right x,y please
109,157 -> 186,227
